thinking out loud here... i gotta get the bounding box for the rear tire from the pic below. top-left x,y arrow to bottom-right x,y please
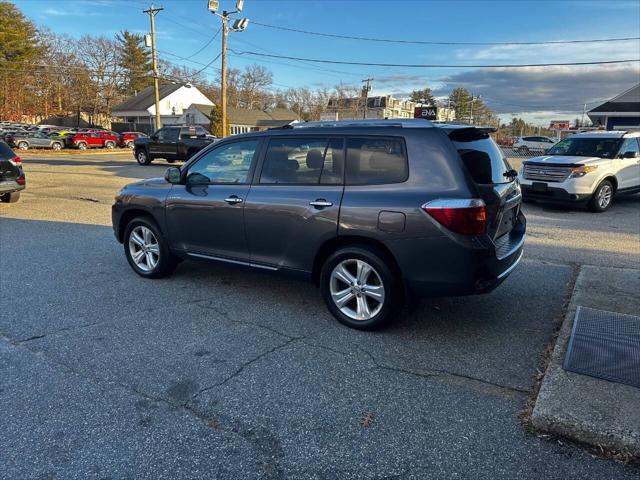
52,142 -> 62,151
123,216 -> 177,278
17,142 -> 28,150
105,141 -> 115,149
135,149 -> 152,165
77,142 -> 87,150
588,180 -> 614,212
320,245 -> 402,330
0,191 -> 21,203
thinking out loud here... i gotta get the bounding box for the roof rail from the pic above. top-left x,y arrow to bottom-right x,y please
284,118 -> 434,129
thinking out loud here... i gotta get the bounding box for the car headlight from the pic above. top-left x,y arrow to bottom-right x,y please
569,165 -> 598,178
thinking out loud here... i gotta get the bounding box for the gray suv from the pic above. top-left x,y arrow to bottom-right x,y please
112,119 -> 525,330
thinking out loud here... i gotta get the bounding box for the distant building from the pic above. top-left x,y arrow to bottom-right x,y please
326,96 -> 416,120
588,83 -> 640,130
112,83 -> 213,132
177,105 -> 300,135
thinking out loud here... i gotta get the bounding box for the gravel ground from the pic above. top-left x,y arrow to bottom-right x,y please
1,152 -> 638,479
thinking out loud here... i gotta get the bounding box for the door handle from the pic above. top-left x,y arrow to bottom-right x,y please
224,195 -> 243,205
309,199 -> 333,208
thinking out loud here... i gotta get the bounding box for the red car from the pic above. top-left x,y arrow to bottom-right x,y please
71,131 -> 119,149
119,131 -> 148,148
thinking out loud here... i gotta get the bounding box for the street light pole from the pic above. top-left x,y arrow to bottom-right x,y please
144,4 -> 163,132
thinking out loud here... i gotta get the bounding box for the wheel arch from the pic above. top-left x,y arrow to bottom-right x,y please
117,208 -> 162,243
311,235 -> 402,286
599,175 -> 618,193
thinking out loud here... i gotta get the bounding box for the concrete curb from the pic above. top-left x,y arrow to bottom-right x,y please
531,265 -> 640,456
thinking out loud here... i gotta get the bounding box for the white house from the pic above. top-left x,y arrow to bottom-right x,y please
112,83 -> 213,130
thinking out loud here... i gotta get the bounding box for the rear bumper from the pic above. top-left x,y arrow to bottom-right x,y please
0,180 -> 25,195
521,184 -> 591,203
390,211 -> 526,297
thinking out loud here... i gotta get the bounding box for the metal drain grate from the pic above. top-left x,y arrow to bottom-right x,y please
564,306 -> 640,388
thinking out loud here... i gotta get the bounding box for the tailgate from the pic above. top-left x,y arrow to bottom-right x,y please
449,128 -> 522,241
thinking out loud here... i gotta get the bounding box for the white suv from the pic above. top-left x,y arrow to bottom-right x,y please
513,136 -> 556,154
519,131 -> 640,212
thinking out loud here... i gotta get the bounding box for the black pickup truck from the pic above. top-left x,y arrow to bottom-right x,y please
133,125 -> 216,165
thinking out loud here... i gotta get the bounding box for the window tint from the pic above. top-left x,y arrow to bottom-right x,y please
186,139 -> 259,184
620,138 -> 640,156
453,137 -> 512,184
345,137 -> 407,185
260,137 -> 344,185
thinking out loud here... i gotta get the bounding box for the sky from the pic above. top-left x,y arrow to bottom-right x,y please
13,0 -> 640,125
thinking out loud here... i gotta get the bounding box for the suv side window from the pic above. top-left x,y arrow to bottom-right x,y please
620,138 -> 640,156
186,139 -> 259,185
260,137 -> 344,185
345,137 -> 408,185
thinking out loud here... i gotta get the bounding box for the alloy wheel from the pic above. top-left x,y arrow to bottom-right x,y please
128,225 -> 160,272
329,259 -> 385,321
597,184 -> 612,209
137,151 -> 147,164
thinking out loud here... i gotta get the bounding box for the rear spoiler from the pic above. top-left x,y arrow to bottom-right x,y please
447,127 -> 497,142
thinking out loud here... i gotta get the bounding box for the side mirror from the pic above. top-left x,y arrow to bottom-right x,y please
622,151 -> 639,159
164,167 -> 181,184
150,134 -> 158,141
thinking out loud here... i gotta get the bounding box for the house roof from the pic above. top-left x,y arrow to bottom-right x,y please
113,84 -> 183,113
227,107 -> 300,126
588,84 -> 640,114
589,102 -> 639,114
190,104 -> 214,117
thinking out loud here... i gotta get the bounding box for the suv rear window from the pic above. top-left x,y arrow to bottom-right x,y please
453,137 -> 512,184
345,137 -> 407,185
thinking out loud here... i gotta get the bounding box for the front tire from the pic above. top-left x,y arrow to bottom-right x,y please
123,216 -> 177,278
17,142 -> 28,150
588,180 -> 614,212
77,142 -> 87,150
105,141 -> 115,149
52,142 -> 62,151
320,246 -> 402,330
0,191 -> 20,203
135,149 -> 152,165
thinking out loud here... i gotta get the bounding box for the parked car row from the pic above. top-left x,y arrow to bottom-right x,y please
0,126 -> 147,151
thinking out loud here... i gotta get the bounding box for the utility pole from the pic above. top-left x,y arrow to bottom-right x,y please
362,77 -> 373,119
221,12 -> 229,136
208,1 -> 249,138
144,4 -> 163,131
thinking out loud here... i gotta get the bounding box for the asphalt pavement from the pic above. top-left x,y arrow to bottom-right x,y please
1,151 -> 639,479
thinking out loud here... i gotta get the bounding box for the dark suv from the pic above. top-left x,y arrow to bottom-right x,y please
112,119 -> 525,329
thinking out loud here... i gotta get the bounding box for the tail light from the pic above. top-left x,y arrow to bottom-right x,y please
10,156 -> 22,165
17,176 -> 25,185
422,199 -> 487,235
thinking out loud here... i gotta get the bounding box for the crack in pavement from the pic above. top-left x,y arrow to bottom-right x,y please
188,336 -> 303,403
355,345 -> 528,398
0,334 -> 283,479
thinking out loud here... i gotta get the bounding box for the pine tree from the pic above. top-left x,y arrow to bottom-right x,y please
117,30 -> 153,96
210,104 -> 229,137
410,87 -> 436,106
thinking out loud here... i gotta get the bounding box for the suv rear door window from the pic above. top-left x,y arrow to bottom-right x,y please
345,137 -> 407,185
260,137 -> 344,185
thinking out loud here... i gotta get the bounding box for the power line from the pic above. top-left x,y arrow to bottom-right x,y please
251,21 -> 640,46
183,27 -> 221,60
231,51 -> 640,68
